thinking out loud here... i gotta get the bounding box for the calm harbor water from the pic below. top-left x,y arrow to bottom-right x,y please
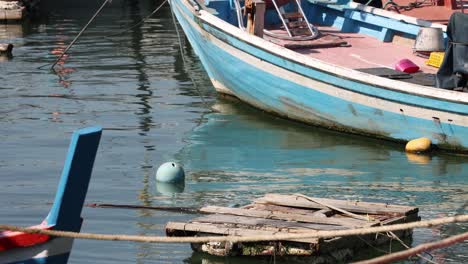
0,1 -> 467,263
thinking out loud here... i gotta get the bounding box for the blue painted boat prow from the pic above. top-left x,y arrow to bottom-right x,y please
0,126 -> 102,264
45,126 -> 102,232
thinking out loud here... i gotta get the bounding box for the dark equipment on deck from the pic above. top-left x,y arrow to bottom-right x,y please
436,13 -> 468,90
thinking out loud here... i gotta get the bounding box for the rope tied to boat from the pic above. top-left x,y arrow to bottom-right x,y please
49,0 -> 112,70
169,0 -> 211,110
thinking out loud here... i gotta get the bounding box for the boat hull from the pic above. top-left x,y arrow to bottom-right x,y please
170,0 -> 468,152
0,238 -> 74,264
0,126 -> 102,264
0,6 -> 24,21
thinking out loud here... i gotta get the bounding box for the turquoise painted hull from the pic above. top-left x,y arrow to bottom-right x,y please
170,0 -> 468,152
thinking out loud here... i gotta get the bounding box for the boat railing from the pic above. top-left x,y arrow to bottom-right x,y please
233,0 -> 246,29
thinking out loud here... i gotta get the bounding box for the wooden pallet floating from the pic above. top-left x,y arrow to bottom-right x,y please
165,193 -> 419,260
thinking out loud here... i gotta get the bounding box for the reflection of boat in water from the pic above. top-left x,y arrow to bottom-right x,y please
0,24 -> 23,39
177,99 -> 467,201
0,127 -> 101,264
170,0 -> 468,152
181,98 -> 468,166
180,98 -> 398,172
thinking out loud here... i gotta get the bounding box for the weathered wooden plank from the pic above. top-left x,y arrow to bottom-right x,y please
199,206 -> 372,228
256,194 -> 418,216
253,0 -> 265,38
192,214 -> 347,231
287,21 -> 309,28
248,203 -> 334,217
295,193 -> 370,222
165,222 -> 319,243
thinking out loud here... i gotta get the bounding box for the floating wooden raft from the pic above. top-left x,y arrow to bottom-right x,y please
165,194 -> 419,259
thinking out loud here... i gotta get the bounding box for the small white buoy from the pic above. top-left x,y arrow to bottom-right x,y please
155,162 -> 185,183
405,137 -> 432,153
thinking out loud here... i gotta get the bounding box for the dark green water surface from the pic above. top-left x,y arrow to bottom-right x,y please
0,1 -> 466,263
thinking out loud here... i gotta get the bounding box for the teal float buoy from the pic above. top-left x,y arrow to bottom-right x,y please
155,162 -> 185,183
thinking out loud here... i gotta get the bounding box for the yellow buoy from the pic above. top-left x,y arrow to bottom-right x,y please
405,137 -> 432,153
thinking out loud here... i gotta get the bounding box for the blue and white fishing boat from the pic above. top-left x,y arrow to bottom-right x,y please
169,0 -> 468,152
0,127 -> 102,264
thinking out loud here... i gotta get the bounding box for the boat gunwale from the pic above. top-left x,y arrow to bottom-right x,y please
346,2 -> 448,31
176,1 -> 468,105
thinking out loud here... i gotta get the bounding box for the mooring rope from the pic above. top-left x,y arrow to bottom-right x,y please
49,0 -> 112,70
169,0 -> 211,110
0,214 -> 467,244
353,232 -> 468,264
386,230 -> 437,264
86,203 -> 200,214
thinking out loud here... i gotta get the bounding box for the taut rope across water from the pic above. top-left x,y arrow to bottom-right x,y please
1,215 -> 467,263
1,214 -> 466,243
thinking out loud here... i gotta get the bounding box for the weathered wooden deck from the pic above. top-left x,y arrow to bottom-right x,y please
166,194 -> 419,260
